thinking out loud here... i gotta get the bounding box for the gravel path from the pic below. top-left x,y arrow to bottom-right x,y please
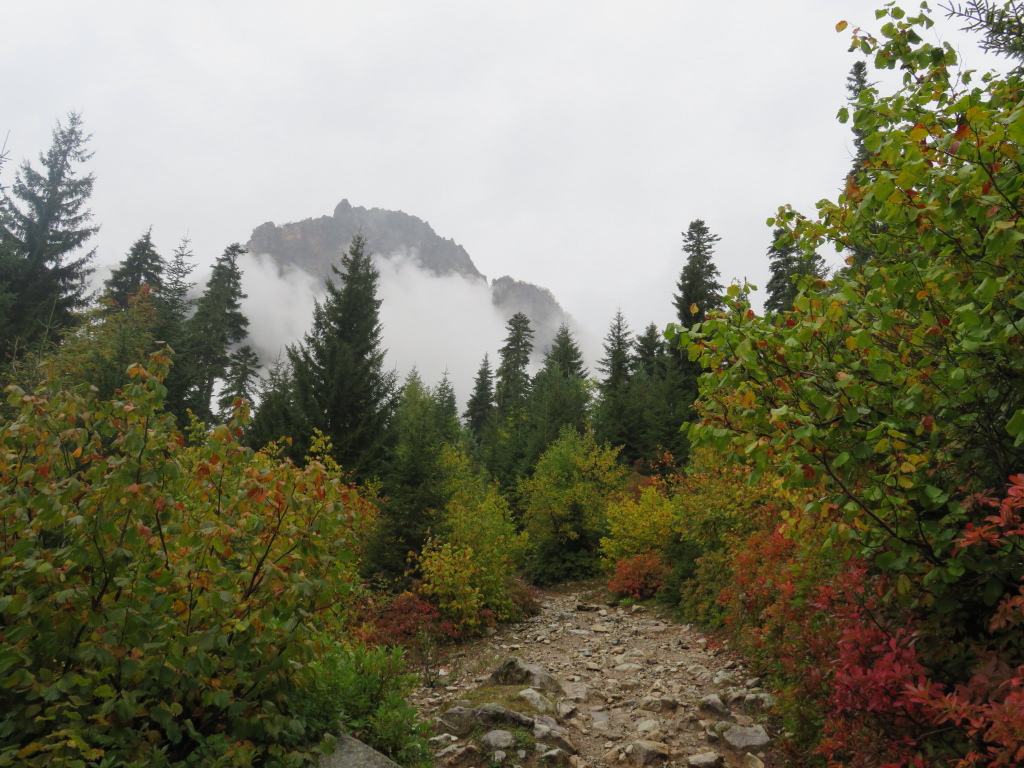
410,584 -> 777,768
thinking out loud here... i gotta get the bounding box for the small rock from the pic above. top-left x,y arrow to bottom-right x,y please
630,739 -> 670,766
722,724 -> 771,752
564,681 -> 590,701
474,703 -> 535,729
488,657 -> 565,694
539,747 -> 572,766
492,749 -> 507,763
615,663 -> 644,673
481,730 -> 515,751
518,687 -> 555,714
434,706 -> 475,737
744,755 -> 765,768
638,696 -> 678,713
591,624 -> 612,633
696,638 -> 708,649
636,718 -> 660,734
688,752 -> 724,768
698,694 -> 732,720
558,700 -> 578,719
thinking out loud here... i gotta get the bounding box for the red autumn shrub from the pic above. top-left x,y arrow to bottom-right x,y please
608,553 -> 669,599
365,591 -> 458,646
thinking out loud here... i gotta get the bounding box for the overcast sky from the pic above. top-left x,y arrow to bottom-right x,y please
3,0 -> 1008,399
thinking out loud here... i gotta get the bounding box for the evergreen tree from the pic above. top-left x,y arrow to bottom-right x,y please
594,310 -> 639,460
433,370 -> 461,445
673,220 -> 724,331
845,61 -> 874,180
288,235 -> 398,477
633,322 -> 665,377
524,324 -> 590,468
104,229 -> 164,309
944,1 -> 1024,71
155,237 -> 199,423
365,370 -> 449,582
494,312 -> 535,416
0,112 -> 96,360
489,312 -> 536,491
844,62 -> 883,271
185,243 -> 250,420
245,356 -> 301,454
764,228 -> 827,315
628,323 -> 692,465
463,353 -> 496,442
217,344 -> 261,419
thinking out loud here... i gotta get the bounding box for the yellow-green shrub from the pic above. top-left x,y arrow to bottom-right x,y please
600,483 -> 677,565
416,447 -> 525,634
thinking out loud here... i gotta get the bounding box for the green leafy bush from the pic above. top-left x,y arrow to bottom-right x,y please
520,428 -> 626,585
297,643 -> 431,768
0,351 -> 357,766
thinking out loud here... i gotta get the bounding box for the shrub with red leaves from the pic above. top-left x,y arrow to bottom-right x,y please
608,553 -> 669,600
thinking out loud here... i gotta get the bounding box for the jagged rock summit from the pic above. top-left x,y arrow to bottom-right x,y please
248,199 -> 486,283
246,199 -> 571,344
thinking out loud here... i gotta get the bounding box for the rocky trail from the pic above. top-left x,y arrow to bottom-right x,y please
409,584 -> 778,768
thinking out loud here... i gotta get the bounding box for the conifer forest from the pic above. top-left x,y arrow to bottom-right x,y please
2,3 -> 1024,767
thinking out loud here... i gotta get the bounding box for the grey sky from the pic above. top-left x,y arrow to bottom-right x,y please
3,0 -> 1006,399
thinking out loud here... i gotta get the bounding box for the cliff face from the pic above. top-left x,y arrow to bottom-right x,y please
246,199 -> 571,347
247,199 -> 486,283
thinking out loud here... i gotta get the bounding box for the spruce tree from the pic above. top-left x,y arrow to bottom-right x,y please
524,324 -> 590,468
628,323 -> 692,465
594,310 -> 639,460
845,61 -> 874,181
433,370 -> 461,445
217,344 -> 261,419
844,62 -> 883,271
463,353 -> 496,442
494,312 -> 535,416
287,234 -> 397,477
764,228 -> 827,315
0,112 -> 96,360
489,312 -> 536,490
245,356 -> 301,453
186,243 -> 250,420
365,370 -> 449,582
673,220 -> 724,331
104,229 -> 164,309
155,237 -> 199,423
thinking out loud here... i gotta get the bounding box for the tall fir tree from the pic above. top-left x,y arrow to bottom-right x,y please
845,61 -> 874,180
489,312 -> 536,492
287,234 -> 398,477
433,370 -> 461,445
673,220 -> 724,331
217,344 -> 261,419
104,229 -> 164,309
763,228 -> 827,315
628,322 -> 692,465
154,236 -> 199,423
593,310 -> 640,461
185,243 -> 250,420
844,61 -> 883,271
245,356 -> 300,453
463,353 -> 496,443
494,312 -> 535,416
0,112 -> 96,360
524,324 -> 590,469
365,370 -> 450,582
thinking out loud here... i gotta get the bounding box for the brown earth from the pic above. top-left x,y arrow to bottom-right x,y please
410,583 -> 779,768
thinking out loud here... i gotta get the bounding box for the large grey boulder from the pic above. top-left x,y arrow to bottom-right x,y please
318,734 -> 402,768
